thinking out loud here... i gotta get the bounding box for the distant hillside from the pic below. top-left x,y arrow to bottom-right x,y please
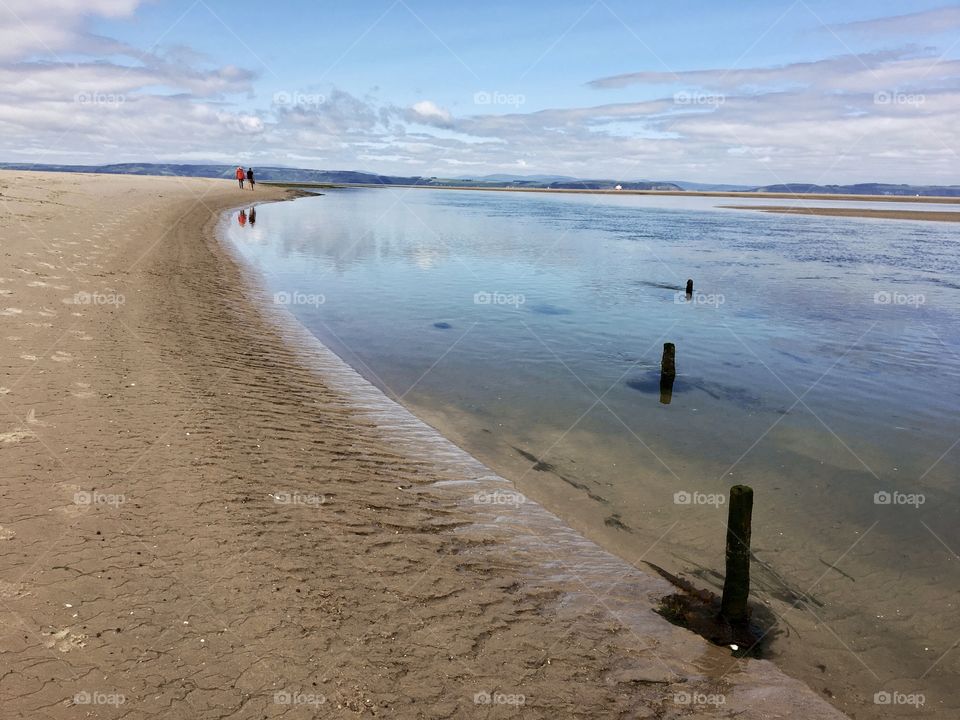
752,182 -> 960,197
667,181 -> 755,192
0,163 -> 429,186
0,163 -> 682,191
455,173 -> 580,183
1,163 -> 956,196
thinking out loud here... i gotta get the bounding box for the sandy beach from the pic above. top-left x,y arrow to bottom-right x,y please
0,170 -> 851,718
721,204 -> 960,222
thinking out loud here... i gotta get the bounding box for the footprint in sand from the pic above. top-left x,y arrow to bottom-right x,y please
27,281 -> 49,288
43,627 -> 87,652
0,388 -> 10,395
25,409 -> 50,427
0,427 -> 37,443
38,308 -> 57,318
0,580 -> 26,599
71,382 -> 95,399
0,308 -> 23,316
27,322 -> 53,328
50,351 -> 72,363
69,330 -> 92,341
0,526 -> 14,540
19,354 -> 38,361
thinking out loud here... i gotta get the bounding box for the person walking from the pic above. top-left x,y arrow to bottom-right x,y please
246,167 -> 255,190
235,166 -> 245,189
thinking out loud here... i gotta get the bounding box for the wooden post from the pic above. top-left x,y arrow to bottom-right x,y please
661,342 -> 676,379
720,485 -> 753,624
685,279 -> 694,295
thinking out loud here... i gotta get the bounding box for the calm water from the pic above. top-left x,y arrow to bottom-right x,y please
224,188 -> 960,716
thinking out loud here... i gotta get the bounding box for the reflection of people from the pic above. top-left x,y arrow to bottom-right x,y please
238,209 -> 247,226
246,167 -> 255,190
249,207 -> 256,225
235,166 -> 245,189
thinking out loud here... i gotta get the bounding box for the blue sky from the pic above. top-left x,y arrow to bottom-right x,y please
3,0 -> 960,183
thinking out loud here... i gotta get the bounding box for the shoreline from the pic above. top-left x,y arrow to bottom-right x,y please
720,204 -> 960,222
1,170 -> 845,718
265,180 -> 960,205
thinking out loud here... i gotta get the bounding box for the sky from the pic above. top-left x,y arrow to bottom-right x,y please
2,0 -> 959,184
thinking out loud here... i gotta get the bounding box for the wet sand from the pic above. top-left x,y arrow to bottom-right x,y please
721,205 -> 960,222
0,170 -> 846,718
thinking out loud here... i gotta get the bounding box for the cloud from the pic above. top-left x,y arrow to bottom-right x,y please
586,48 -> 946,92
408,100 -> 453,126
829,6 -> 960,36
0,0 -> 141,61
0,3 -> 958,184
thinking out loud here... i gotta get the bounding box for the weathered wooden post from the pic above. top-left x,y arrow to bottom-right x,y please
685,278 -> 694,296
720,485 -> 753,624
661,342 -> 676,379
659,343 -> 676,405
659,377 -> 674,405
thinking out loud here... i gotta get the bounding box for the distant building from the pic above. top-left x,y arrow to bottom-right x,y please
614,184 -> 623,191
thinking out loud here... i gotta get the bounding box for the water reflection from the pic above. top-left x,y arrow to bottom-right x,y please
223,188 -> 960,715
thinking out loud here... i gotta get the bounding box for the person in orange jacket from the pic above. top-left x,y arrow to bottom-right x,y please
235,166 -> 245,189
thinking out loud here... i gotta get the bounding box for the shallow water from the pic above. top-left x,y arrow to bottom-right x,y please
224,188 -> 960,717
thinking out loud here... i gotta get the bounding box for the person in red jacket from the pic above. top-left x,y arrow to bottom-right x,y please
235,166 -> 245,189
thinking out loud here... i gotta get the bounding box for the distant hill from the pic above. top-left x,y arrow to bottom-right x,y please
0,163 -> 682,191
454,173 -> 580,183
0,163 -> 429,186
751,182 -> 960,197
1,163 -> 957,197
667,181 -> 755,192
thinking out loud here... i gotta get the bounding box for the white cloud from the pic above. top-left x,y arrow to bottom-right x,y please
0,3 -> 958,184
409,100 -> 453,125
829,6 -> 960,36
0,0 -> 141,60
